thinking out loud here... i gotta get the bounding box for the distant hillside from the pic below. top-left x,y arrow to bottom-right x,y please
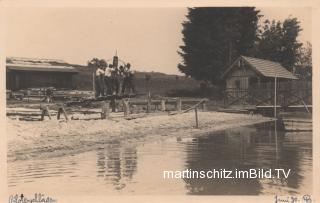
134,71 -> 179,79
72,65 -> 200,95
72,65 -> 184,78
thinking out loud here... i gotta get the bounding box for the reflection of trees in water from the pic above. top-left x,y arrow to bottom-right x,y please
183,122 -> 311,195
183,130 -> 262,195
278,131 -> 312,192
96,141 -> 138,190
254,122 -> 312,193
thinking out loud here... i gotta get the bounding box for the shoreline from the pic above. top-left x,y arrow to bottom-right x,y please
7,111 -> 273,162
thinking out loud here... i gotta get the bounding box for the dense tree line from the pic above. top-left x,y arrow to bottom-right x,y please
178,7 -> 260,85
178,7 -> 312,84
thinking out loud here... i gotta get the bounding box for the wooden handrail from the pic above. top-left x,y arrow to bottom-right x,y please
169,99 -> 206,115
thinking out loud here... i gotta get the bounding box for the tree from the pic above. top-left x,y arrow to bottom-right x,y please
88,58 -> 107,68
178,7 -> 261,84
297,42 -> 312,68
254,18 -> 303,71
295,42 -> 312,80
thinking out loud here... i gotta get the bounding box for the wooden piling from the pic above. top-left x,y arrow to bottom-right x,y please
57,109 -> 61,120
161,99 -> 166,112
110,98 -> 116,112
57,104 -> 69,121
202,101 -> 207,111
195,107 -> 199,128
123,100 -> 130,117
101,101 -> 110,119
147,93 -> 151,113
176,98 -> 182,112
61,105 -> 69,121
40,110 -> 45,121
40,105 -> 51,121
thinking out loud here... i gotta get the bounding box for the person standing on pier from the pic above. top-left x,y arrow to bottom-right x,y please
95,64 -> 105,97
118,65 -> 125,96
104,63 -> 112,95
123,63 -> 135,95
111,65 -> 119,95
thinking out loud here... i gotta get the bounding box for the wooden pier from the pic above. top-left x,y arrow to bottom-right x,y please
223,80 -> 312,115
7,97 -> 209,122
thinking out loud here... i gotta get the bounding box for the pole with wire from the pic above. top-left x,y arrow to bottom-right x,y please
274,75 -> 277,119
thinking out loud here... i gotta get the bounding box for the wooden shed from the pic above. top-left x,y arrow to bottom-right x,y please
6,57 -> 78,91
222,56 -> 299,106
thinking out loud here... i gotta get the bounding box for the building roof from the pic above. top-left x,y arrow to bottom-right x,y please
6,57 -> 78,73
222,56 -> 298,79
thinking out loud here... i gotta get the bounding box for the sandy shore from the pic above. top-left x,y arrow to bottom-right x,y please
7,111 -> 273,162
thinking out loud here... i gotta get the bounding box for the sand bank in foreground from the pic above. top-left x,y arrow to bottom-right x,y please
7,112 -> 273,162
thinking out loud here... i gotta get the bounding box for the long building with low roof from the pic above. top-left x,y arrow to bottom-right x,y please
6,57 -> 79,90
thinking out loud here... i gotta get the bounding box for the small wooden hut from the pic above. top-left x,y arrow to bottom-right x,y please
221,56 -> 299,106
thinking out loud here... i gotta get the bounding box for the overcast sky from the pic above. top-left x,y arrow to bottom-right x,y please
5,7 -> 311,74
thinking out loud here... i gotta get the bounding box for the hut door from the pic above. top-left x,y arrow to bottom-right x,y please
235,80 -> 240,97
249,77 -> 258,93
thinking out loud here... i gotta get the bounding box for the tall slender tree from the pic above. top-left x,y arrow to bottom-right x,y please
178,7 -> 261,84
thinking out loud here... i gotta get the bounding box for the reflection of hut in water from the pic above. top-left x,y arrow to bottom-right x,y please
96,141 -> 137,190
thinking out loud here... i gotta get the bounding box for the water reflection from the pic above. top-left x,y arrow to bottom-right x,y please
8,121 -> 312,195
182,121 -> 312,195
96,141 -> 137,190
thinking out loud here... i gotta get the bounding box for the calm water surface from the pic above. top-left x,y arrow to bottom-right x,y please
8,121 -> 312,195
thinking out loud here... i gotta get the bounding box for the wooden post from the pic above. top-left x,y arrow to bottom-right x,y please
111,98 -> 116,112
40,109 -> 46,121
92,67 -> 96,97
123,100 -> 130,117
46,106 -> 52,120
40,105 -> 51,121
161,99 -> 166,112
106,101 -> 110,117
195,107 -> 199,128
202,101 -> 207,111
147,92 -> 151,113
57,104 -> 69,121
176,98 -> 182,112
27,90 -> 30,103
57,108 -> 61,120
61,105 -> 69,121
101,101 -> 110,119
274,76 -> 277,118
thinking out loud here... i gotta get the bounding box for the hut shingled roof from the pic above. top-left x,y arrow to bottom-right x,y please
222,56 -> 298,79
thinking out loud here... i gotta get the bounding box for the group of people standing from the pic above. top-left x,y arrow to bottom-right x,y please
95,62 -> 135,97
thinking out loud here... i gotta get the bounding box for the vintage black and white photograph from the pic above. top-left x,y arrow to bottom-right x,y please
2,3 -> 316,202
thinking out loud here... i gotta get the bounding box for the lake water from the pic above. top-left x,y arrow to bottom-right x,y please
8,121 -> 312,195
